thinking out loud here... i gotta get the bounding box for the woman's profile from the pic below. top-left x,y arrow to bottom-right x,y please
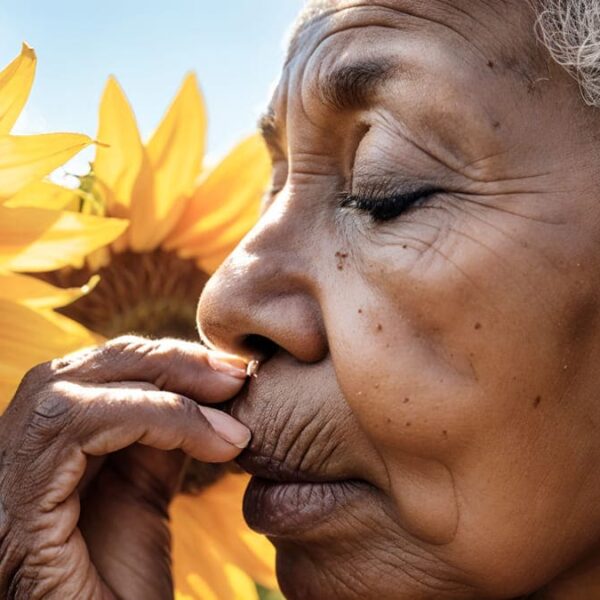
2,1 -> 600,598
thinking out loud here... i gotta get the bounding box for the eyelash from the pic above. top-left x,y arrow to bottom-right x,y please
340,187 -> 439,222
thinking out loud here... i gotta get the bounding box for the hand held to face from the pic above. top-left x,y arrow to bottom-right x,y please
0,336 -> 250,600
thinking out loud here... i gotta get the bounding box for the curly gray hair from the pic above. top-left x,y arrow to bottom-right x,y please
537,0 -> 600,107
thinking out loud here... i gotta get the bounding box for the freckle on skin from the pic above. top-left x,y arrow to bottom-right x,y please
533,396 -> 542,408
404,397 -> 410,404
358,308 -> 363,315
376,323 -> 383,332
442,430 -> 448,438
374,383 -> 380,389
474,322 -> 482,330
405,422 -> 411,427
335,251 -> 348,271
487,60 -> 494,68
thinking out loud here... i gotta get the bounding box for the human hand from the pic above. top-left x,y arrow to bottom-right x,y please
0,336 -> 249,600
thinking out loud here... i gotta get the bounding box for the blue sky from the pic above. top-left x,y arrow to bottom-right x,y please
0,1 -> 303,182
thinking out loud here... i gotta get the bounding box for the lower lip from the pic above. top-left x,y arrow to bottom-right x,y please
243,476 -> 363,537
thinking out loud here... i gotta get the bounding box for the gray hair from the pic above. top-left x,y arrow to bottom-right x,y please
536,1 -> 600,106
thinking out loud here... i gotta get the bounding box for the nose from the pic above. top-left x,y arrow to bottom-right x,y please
197,197 -> 328,364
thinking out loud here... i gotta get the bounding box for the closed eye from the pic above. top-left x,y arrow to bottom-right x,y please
340,187 -> 441,222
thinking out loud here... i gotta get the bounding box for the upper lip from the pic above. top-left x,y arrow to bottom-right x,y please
236,451 -> 344,484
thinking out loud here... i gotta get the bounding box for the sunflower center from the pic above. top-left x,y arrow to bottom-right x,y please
43,248 -> 234,493
47,248 -> 209,340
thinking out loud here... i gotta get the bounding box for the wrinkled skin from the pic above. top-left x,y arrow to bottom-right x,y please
0,337 -> 250,599
197,1 -> 600,598
3,1 -> 600,599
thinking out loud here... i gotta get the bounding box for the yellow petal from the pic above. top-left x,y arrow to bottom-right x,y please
5,180 -> 81,211
0,272 -> 99,309
94,76 -> 143,217
0,205 -> 128,272
40,308 -> 104,345
0,43 -> 36,135
0,133 -> 91,200
171,474 -> 278,600
175,558 -> 259,600
0,299 -> 96,411
165,134 -> 270,272
130,73 -> 206,251
85,246 -> 111,271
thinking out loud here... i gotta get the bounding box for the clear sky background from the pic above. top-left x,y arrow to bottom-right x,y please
0,1 -> 304,182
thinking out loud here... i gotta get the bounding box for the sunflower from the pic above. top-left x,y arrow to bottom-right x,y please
40,74 -> 279,598
0,44 -> 127,406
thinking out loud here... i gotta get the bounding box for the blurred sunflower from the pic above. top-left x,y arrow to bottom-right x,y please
40,75 -> 279,598
0,44 -> 127,406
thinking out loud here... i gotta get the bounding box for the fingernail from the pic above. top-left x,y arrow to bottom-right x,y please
203,408 -> 252,449
207,352 -> 247,380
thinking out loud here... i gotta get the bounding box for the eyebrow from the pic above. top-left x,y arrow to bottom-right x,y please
318,59 -> 399,111
257,58 -> 399,154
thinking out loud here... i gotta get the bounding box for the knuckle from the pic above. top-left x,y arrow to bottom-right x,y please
165,392 -> 191,414
103,335 -> 155,368
17,363 -> 54,397
105,335 -> 150,355
25,383 -> 78,443
32,387 -> 75,421
162,392 -> 202,425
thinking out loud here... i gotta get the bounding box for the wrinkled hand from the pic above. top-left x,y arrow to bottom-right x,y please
0,336 -> 250,600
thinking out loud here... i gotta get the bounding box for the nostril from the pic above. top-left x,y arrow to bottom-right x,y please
241,334 -> 278,362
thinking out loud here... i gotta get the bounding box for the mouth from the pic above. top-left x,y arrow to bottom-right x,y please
237,452 -> 368,537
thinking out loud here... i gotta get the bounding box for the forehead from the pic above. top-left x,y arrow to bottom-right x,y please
288,0 -> 537,69
264,0 -> 542,161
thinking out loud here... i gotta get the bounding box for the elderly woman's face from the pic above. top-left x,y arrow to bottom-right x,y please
199,1 -> 600,598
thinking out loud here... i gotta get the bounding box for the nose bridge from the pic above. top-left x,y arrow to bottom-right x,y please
198,191 -> 327,363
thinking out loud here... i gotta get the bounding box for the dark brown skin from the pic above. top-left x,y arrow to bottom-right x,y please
0,337 -> 250,599
4,1 -> 600,599
197,1 -> 600,599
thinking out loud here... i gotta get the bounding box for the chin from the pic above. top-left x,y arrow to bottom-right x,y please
274,541 -> 373,600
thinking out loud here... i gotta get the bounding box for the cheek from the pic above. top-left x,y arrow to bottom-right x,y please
328,290 -> 470,544
324,205 -> 600,588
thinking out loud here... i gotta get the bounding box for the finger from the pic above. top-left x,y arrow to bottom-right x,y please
52,336 -> 248,404
61,382 -> 252,463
